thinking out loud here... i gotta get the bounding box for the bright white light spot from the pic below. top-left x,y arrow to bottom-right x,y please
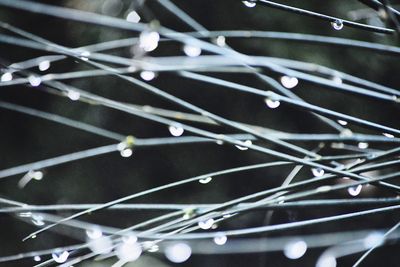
280,76 -> 298,89
126,11 -> 141,23
165,243 -> 192,263
235,139 -> 252,150
140,70 -> 156,81
284,240 -> 307,259
214,234 -> 227,245
28,75 -> 41,87
331,19 -> 344,30
88,236 -> 113,254
316,255 -> 337,267
183,44 -> 201,57
311,168 -> 324,177
383,133 -> 395,138
52,251 -> 69,263
363,232 -> 384,249
215,35 -> 226,47
86,227 -> 102,239
358,142 -> 369,149
67,90 -> 80,101
199,176 -> 212,184
33,256 -> 41,262
139,31 -> 160,52
115,241 -> 142,262
120,148 -> 133,158
1,72 -> 12,82
337,120 -> 347,126
169,125 -> 184,137
265,98 -> 280,109
38,60 -> 50,71
198,218 -> 214,230
242,1 -> 256,7
348,184 -> 362,196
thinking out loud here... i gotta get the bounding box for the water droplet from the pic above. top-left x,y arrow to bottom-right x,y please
168,125 -> 184,137
332,76 -> 343,84
165,243 -> 191,263
38,60 -> 50,71
88,236 -> 113,254
348,184 -> 362,196
183,44 -> 202,57
31,214 -> 45,226
33,256 -> 41,262
331,19 -> 344,30
182,207 -> 196,220
337,120 -> 347,126
280,76 -> 298,89
126,10 -> 141,23
115,240 -> 142,262
28,75 -> 41,87
242,1 -> 256,8
383,132 -> 395,138
52,250 -> 69,263
340,128 -> 353,137
199,176 -> 212,184
284,240 -> 307,259
139,31 -> 160,52
120,148 -> 133,158
358,142 -> 369,149
31,170 -> 43,180
215,35 -> 226,47
1,72 -> 12,82
213,234 -> 227,245
67,90 -> 80,101
86,227 -> 102,239
264,98 -> 280,109
140,70 -> 156,81
311,168 -> 325,177
79,51 -> 91,61
235,140 -> 252,150
198,218 -> 214,230
316,255 -> 337,267
146,243 -> 159,252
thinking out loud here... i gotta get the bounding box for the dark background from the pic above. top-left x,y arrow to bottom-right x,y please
0,0 -> 400,266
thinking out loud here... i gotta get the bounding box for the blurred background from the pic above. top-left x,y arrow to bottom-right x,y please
0,0 -> 400,266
